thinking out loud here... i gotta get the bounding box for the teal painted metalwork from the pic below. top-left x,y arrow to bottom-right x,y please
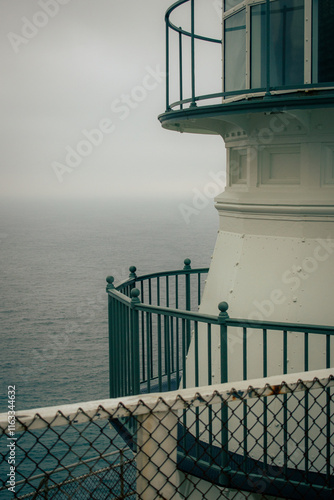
207,324 -> 212,385
107,259 -> 334,398
146,311 -> 151,393
182,318 -> 187,388
107,260 -> 208,398
129,266 -> 137,279
158,314 -> 162,391
178,28 -> 183,110
184,258 -> 192,347
106,262 -> 334,400
218,301 -> 230,484
190,0 -> 196,107
166,18 -> 170,111
130,289 -> 140,397
106,263 -> 334,491
163,0 -> 334,114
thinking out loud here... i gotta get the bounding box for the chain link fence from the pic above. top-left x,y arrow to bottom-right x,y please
1,369 -> 334,499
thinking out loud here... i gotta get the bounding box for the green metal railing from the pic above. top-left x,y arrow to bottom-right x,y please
105,264 -> 334,495
107,259 -> 209,398
106,259 -> 334,400
164,0 -> 334,112
165,0 -> 222,111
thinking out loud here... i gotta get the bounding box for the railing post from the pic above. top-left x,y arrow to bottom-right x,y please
106,276 -> 115,398
184,258 -> 192,348
218,301 -> 229,384
218,301 -> 231,486
129,265 -> 137,299
129,265 -> 137,280
190,0 -> 197,107
130,288 -> 141,396
179,28 -> 183,110
184,258 -> 191,310
166,17 -> 170,111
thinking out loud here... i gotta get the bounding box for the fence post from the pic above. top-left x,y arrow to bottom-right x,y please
136,410 -> 180,499
130,289 -> 141,396
106,276 -> 116,398
218,301 -> 231,486
184,258 -> 192,348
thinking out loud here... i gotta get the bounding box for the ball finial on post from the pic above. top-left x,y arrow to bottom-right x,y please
183,258 -> 191,270
130,288 -> 141,305
106,276 -> 115,290
129,266 -> 137,279
218,301 -> 229,320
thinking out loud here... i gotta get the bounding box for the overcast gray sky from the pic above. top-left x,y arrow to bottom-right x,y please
0,0 -> 225,202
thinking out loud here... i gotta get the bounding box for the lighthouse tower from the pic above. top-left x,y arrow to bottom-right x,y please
159,0 -> 334,383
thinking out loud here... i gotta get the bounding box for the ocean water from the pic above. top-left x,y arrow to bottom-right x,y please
0,199 -> 218,413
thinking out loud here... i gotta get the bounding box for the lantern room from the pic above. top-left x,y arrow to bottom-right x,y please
160,0 -> 334,131
223,0 -> 334,94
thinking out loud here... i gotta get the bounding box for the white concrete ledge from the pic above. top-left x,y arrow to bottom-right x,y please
1,368 -> 333,433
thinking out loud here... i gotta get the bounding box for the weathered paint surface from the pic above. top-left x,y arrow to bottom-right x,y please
1,368 -> 332,433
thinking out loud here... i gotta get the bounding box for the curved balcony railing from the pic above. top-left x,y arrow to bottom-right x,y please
165,0 -> 222,111
106,259 -> 334,400
106,259 -> 210,398
164,0 -> 334,112
106,259 -> 334,494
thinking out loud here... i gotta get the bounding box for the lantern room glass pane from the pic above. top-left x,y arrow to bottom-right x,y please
224,0 -> 243,12
251,4 -> 266,89
317,0 -> 334,83
270,0 -> 304,87
224,9 -> 246,91
250,0 -> 304,89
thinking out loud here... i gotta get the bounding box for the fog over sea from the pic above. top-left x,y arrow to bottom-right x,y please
0,199 -> 218,413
